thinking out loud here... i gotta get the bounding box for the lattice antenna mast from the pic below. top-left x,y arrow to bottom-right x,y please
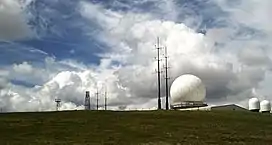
164,46 -> 170,110
96,88 -> 99,110
155,37 -> 162,110
84,91 -> 91,110
55,98 -> 61,111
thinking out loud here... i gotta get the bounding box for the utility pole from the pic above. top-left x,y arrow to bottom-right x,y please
96,89 -> 99,110
156,37 -> 162,110
164,46 -> 170,110
104,86 -> 107,110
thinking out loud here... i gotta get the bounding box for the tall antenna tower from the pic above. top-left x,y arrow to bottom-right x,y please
55,98 -> 61,111
164,46 -> 170,110
85,91 -> 91,110
104,86 -> 107,110
96,89 -> 99,110
155,37 -> 162,110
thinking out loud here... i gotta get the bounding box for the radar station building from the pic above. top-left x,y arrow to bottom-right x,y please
169,74 -> 247,111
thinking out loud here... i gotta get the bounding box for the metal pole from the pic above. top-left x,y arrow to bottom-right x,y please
165,46 -> 169,110
104,86 -> 107,110
157,37 -> 161,110
96,89 -> 99,110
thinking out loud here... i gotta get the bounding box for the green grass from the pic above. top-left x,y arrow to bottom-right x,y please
0,110 -> 272,145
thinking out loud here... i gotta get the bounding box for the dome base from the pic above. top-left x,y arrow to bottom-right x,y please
171,101 -> 208,109
249,109 -> 260,112
261,111 -> 270,113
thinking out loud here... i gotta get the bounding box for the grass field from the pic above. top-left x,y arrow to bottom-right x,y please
0,110 -> 272,145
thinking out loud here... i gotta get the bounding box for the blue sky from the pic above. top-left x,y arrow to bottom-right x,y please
0,0 -> 102,65
0,0 -> 272,111
0,0 -> 241,66
0,0 -> 226,66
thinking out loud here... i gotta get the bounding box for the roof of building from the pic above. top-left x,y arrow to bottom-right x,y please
211,104 -> 248,111
176,104 -> 248,111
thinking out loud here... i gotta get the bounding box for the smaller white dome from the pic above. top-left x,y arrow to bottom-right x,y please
248,98 -> 260,111
260,100 -> 271,113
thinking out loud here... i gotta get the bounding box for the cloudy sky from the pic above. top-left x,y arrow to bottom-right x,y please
0,0 -> 271,112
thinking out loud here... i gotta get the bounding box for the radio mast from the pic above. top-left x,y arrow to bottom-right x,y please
164,46 -> 170,110
156,37 -> 162,110
104,86 -> 107,110
96,89 -> 99,110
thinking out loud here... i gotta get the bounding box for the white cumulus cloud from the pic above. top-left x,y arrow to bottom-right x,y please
1,0 -> 272,112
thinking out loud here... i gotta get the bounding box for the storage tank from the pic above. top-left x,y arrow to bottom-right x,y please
170,74 -> 206,109
260,100 -> 271,113
248,98 -> 260,112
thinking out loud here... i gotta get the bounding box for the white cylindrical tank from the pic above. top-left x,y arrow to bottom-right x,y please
248,98 -> 260,112
170,74 -> 206,106
260,100 -> 271,113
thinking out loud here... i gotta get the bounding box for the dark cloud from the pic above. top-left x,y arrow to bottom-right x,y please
0,0 -> 32,41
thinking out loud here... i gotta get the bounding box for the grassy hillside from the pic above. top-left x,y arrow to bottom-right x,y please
0,110 -> 272,145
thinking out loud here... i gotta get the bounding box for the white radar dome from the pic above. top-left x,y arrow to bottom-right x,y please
248,98 -> 260,112
170,74 -> 206,106
260,100 -> 271,113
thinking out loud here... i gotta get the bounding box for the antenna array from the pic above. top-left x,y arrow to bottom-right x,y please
155,37 -> 163,110
154,37 -> 171,110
